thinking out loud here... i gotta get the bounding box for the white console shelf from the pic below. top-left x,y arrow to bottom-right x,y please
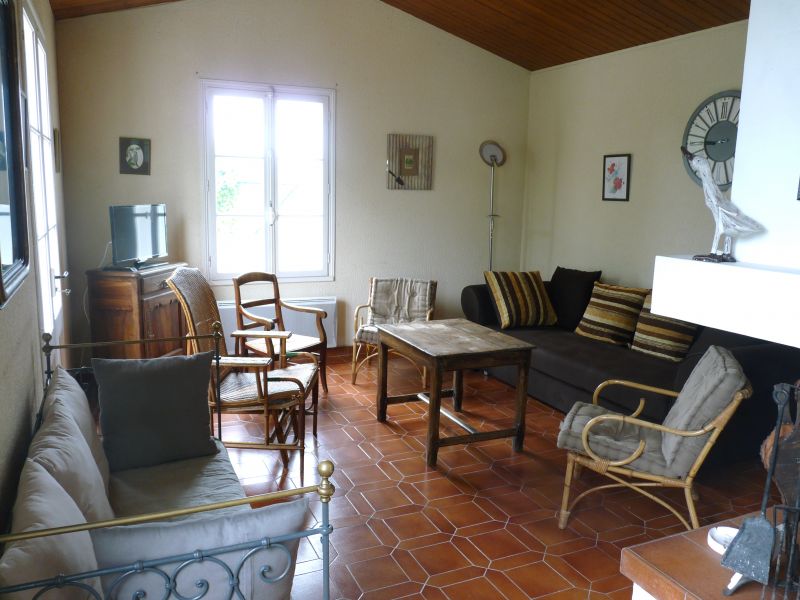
652,255 -> 800,348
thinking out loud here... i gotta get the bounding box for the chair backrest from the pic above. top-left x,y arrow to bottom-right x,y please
367,278 -> 437,326
232,272 -> 284,356
166,267 -> 230,358
232,271 -> 285,329
662,345 -> 749,475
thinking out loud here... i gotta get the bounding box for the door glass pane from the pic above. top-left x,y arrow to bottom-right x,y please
37,236 -> 53,334
43,139 -> 56,226
30,134 -> 46,238
48,228 -> 61,318
23,16 -> 38,131
215,216 -> 266,274
37,40 -> 49,132
213,95 -> 264,158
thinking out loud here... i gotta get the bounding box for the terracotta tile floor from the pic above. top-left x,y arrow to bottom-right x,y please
222,348 -> 768,599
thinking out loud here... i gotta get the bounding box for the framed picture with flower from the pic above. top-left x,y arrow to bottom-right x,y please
602,154 -> 631,201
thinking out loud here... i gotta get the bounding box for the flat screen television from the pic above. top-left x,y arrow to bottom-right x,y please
109,203 -> 168,268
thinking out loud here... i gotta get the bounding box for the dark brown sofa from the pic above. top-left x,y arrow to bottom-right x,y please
461,277 -> 800,464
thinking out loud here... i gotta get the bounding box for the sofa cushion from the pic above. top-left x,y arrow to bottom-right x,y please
109,440 -> 246,519
93,352 -> 218,472
0,460 -> 101,598
28,409 -> 115,522
662,346 -> 746,472
557,402 -> 673,477
43,366 -> 110,489
575,282 -> 650,346
484,271 -> 557,329
92,497 -> 308,599
548,266 -> 602,330
631,294 -> 698,362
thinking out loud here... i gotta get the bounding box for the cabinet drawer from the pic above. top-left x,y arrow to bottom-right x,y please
141,273 -> 171,295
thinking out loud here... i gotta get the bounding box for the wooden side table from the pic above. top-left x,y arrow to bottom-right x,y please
621,513 -> 765,599
375,318 -> 533,467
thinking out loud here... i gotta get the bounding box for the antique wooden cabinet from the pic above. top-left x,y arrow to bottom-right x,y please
87,263 -> 187,358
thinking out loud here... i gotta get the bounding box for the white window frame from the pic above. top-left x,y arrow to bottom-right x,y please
202,79 -> 335,283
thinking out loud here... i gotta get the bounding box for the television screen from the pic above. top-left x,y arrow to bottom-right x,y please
109,204 -> 168,266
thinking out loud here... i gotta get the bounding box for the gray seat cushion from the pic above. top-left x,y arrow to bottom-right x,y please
557,402 -> 674,478
662,345 -> 746,473
110,440 -> 246,519
354,325 -> 380,345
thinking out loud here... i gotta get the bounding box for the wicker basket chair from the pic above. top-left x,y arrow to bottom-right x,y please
166,267 -> 318,470
351,277 -> 437,385
556,345 -> 751,531
232,272 -> 327,435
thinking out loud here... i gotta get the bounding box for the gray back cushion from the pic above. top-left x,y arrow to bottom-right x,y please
662,345 -> 746,469
93,352 -> 218,472
92,497 -> 307,599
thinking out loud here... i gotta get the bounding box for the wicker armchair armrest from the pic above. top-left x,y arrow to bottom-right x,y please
580,412 -> 712,468
592,379 -> 680,418
353,303 -> 369,334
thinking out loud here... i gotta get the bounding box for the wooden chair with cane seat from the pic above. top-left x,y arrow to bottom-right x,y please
166,267 -> 319,472
556,345 -> 751,531
351,277 -> 437,385
232,272 -> 327,435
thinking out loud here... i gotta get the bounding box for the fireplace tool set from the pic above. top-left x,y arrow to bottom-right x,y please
722,383 -> 800,598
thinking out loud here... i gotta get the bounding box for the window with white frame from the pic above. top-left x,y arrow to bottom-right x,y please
203,81 -> 335,281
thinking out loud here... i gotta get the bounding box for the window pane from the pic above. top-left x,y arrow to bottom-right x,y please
215,157 -> 265,215
213,95 -> 264,158
275,98 -> 324,218
215,216 -> 266,274
276,215 -> 323,273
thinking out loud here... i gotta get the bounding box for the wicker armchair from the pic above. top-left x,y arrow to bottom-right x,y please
166,267 -> 318,470
232,272 -> 327,434
351,277 -> 437,385
556,345 -> 751,531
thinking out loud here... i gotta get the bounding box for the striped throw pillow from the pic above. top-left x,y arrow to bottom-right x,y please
575,283 -> 650,345
631,294 -> 698,362
484,271 -> 557,329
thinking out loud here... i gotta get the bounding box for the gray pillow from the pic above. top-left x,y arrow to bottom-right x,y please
92,352 -> 218,472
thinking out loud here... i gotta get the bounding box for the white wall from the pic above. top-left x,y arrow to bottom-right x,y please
729,0 -> 800,267
55,0 -> 530,345
523,22 -> 748,287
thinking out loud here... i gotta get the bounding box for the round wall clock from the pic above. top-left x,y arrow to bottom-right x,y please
681,89 -> 741,191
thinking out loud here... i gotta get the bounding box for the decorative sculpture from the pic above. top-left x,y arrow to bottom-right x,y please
681,146 -> 763,263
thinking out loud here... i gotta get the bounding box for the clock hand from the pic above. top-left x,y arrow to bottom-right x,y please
705,138 -> 730,146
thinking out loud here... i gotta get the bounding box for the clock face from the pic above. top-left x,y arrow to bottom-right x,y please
682,90 -> 740,191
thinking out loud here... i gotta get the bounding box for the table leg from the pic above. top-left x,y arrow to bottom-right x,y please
453,370 -> 463,412
377,341 -> 389,422
426,365 -> 443,467
513,355 -> 530,452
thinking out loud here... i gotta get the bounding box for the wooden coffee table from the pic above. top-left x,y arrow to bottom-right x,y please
375,318 -> 533,466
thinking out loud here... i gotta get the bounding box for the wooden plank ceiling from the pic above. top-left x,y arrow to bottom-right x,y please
50,0 -> 749,71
